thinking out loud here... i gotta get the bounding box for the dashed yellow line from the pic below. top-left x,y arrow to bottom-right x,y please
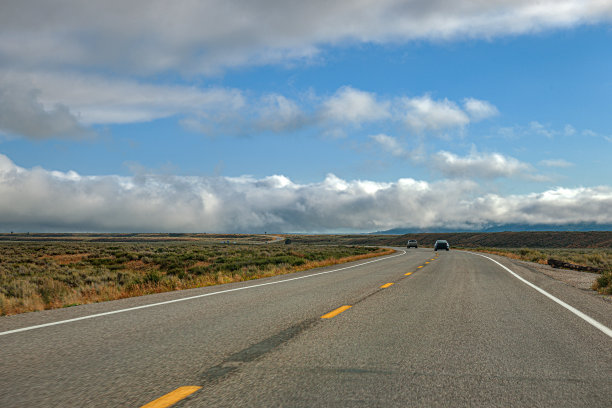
425,261 -> 430,264
321,305 -> 352,319
141,386 -> 202,408
417,265 -> 424,268
380,282 -> 394,288
404,272 -> 412,276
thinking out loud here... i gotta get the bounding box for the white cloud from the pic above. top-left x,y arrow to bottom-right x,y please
321,87 -> 390,124
500,122 -> 611,144
369,133 -> 417,160
463,98 -> 499,121
431,149 -> 535,179
540,159 -> 574,168
1,1 -> 610,75
1,153 -> 610,232
564,124 -> 576,136
256,94 -> 305,132
401,95 -> 470,133
0,72 -> 495,139
370,134 -> 404,155
529,121 -> 556,138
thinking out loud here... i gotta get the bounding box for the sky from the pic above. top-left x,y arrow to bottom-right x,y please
0,0 -> 611,233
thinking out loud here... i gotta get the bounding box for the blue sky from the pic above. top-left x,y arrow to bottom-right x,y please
0,1 -> 611,232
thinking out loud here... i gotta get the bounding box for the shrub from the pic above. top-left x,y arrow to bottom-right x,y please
593,272 -> 612,295
143,270 -> 162,284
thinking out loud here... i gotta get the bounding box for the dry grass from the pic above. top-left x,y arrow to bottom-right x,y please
0,242 -> 393,315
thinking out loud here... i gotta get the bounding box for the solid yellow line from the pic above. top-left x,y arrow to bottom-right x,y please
141,386 -> 202,408
321,305 -> 352,319
404,272 -> 412,276
380,282 -> 394,288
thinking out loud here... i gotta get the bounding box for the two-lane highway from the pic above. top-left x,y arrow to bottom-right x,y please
1,248 -> 610,407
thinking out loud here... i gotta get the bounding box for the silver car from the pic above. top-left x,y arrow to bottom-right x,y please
407,239 -> 418,248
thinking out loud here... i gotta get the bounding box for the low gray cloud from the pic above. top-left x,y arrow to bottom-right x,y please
1,1 -> 610,75
1,70 -> 245,128
0,84 -> 91,139
1,153 -> 610,233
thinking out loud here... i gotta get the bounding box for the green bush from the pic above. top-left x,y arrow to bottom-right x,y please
594,272 -> 612,295
143,270 -> 162,284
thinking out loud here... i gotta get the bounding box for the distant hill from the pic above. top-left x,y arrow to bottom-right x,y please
375,223 -> 612,234
291,231 -> 612,248
389,231 -> 612,248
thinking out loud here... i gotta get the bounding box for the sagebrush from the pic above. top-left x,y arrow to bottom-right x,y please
0,241 -> 392,315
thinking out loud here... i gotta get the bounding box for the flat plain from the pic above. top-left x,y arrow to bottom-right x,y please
0,235 -> 391,315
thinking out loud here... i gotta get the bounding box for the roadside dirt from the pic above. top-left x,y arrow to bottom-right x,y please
513,258 -> 611,303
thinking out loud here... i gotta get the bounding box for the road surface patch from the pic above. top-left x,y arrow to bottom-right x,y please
471,252 -> 612,338
321,305 -> 352,319
141,386 -> 201,408
380,283 -> 394,288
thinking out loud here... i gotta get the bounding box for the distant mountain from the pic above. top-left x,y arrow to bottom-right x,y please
374,223 -> 612,235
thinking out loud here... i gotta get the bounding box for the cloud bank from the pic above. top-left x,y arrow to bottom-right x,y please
1,1 -> 610,75
1,154 -> 610,233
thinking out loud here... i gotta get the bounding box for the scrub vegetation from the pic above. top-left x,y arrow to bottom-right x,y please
0,241 -> 393,315
472,247 -> 612,295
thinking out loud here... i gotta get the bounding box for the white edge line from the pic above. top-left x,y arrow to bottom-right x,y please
469,252 -> 612,339
0,249 -> 407,337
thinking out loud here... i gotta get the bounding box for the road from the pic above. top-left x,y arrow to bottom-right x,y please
1,248 -> 610,407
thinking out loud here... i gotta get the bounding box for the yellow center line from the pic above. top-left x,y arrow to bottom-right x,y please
404,272 -> 412,276
321,305 -> 352,319
380,282 -> 394,288
417,265 -> 424,268
141,386 -> 202,408
425,261 -> 430,264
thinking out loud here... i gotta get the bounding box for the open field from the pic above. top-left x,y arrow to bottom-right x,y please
3,231 -> 612,247
0,233 -> 271,243
0,240 -> 392,315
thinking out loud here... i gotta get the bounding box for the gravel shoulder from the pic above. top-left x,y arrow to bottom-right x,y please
506,258 -> 611,302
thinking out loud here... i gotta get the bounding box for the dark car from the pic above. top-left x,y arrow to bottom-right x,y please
407,239 -> 418,248
434,240 -> 450,251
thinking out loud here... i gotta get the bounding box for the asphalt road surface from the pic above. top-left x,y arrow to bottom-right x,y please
1,248 -> 610,407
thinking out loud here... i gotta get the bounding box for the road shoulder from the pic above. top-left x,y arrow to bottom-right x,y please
464,250 -> 612,332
